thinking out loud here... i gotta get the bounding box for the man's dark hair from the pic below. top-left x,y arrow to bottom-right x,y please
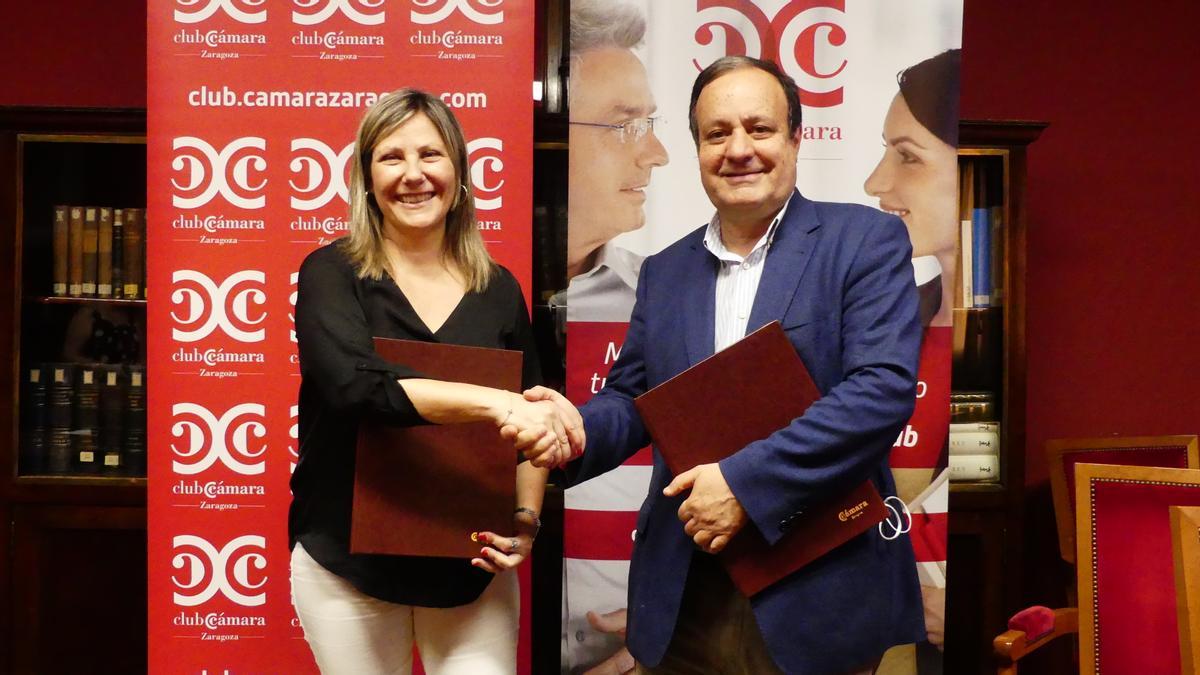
897,49 -> 961,148
688,56 -> 803,144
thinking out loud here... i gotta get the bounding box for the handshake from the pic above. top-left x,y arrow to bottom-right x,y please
496,386 -> 584,469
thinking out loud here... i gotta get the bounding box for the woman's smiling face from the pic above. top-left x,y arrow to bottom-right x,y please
864,92 -> 958,259
369,111 -> 458,236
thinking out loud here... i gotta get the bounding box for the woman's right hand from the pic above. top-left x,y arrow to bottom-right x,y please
499,395 -> 571,468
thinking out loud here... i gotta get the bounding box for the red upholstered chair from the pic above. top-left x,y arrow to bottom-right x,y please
995,463 -> 1200,674
1046,435 -> 1198,564
1171,505 -> 1200,675
1074,463 -> 1200,673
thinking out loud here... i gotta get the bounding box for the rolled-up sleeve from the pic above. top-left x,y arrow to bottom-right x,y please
295,248 -> 427,426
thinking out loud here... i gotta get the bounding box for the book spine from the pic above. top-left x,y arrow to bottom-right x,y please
123,208 -> 144,300
73,365 -> 100,474
949,393 -> 996,423
68,207 -> 84,296
46,364 -> 75,474
959,219 -> 973,308
47,432 -> 72,475
98,207 -> 113,298
990,204 -> 1005,305
949,429 -> 1001,455
99,366 -> 125,473
52,206 -> 69,296
949,454 -> 1000,482
125,365 -> 147,476
112,209 -> 125,299
82,206 -> 99,297
20,365 -> 48,475
957,160 -> 974,309
972,207 -> 991,307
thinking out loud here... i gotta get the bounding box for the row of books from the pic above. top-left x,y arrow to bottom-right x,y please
19,362 -> 146,477
949,391 -> 999,483
958,159 -> 1004,309
52,205 -> 146,300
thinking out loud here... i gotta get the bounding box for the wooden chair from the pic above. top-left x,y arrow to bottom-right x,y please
1046,435 -> 1198,564
1171,505 -> 1200,675
995,463 -> 1200,674
996,435 -> 1198,674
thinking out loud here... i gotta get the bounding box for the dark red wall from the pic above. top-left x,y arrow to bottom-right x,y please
962,0 -> 1200,486
0,0 -> 146,107
963,0 -> 1200,632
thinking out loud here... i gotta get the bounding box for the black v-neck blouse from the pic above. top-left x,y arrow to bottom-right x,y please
288,242 -> 540,607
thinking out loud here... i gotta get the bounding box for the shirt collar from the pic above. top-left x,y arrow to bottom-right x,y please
702,192 -> 794,263
575,241 -> 641,291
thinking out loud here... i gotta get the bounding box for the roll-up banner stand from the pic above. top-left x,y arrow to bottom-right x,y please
564,2 -> 961,673
147,1 -> 534,671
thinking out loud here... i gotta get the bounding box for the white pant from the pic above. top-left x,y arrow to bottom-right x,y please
290,543 -> 519,675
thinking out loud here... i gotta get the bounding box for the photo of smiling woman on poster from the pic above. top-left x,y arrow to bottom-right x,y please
865,49 -> 961,328
863,49 -> 962,675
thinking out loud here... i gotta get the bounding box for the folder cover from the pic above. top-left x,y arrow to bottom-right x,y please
350,337 -> 522,558
634,321 -> 887,596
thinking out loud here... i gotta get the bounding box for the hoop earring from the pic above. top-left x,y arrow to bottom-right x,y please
452,183 -> 469,209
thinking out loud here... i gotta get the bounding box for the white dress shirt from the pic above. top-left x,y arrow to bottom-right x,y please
702,195 -> 793,352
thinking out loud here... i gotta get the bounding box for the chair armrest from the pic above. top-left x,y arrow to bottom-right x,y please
994,606 -> 1078,674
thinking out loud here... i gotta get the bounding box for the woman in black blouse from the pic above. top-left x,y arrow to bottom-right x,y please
289,89 -> 575,674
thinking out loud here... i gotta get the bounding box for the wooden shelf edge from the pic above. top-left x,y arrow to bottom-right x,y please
960,119 -> 1048,147
949,482 -> 1008,511
0,107 -> 146,134
29,296 -> 147,307
950,481 -> 1006,493
15,475 -> 146,487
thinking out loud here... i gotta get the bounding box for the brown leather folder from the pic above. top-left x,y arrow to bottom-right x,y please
634,321 -> 887,596
350,337 -> 522,558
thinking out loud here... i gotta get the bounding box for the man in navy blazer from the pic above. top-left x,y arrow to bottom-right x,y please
526,56 -> 926,674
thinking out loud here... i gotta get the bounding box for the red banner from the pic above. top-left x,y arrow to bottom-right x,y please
147,1 -> 533,671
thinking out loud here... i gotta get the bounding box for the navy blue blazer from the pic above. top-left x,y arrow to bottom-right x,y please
570,190 -> 927,673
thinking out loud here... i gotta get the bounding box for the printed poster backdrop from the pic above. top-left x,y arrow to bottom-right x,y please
564,1 -> 961,673
146,1 -> 534,672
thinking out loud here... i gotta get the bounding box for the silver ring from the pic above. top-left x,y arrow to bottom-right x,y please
510,537 -> 520,553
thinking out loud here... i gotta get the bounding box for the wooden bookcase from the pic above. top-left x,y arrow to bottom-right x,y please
944,119 -> 1046,674
0,106 -> 148,673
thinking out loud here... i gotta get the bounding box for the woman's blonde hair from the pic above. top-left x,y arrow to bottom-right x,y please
342,88 -> 494,291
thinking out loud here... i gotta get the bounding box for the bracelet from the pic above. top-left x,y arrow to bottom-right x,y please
499,395 -> 514,426
514,507 -> 542,539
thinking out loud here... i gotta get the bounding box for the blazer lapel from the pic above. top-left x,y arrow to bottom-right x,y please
746,191 -> 821,332
682,240 -> 717,366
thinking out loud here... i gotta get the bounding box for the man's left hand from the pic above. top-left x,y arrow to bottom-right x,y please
663,463 -> 747,554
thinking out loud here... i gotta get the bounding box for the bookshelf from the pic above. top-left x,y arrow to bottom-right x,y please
944,120 -> 1046,674
13,126 -> 147,482
0,107 -> 148,673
